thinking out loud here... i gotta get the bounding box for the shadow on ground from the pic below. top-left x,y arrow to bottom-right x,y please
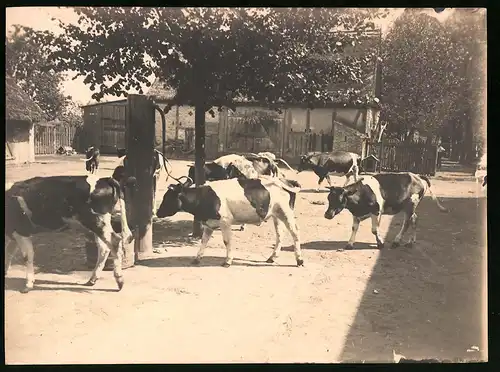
284,241 -> 378,252
138,255 -> 298,268
339,196 -> 486,363
152,218 -> 197,248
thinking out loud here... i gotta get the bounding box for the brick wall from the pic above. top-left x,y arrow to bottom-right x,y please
154,105 -> 219,145
332,121 -> 364,155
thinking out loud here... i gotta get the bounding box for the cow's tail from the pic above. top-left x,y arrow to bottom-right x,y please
420,175 -> 448,212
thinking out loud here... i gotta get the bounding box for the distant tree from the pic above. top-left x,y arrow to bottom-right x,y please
380,11 -> 454,140
5,25 -> 71,121
39,7 -> 386,237
444,9 -> 486,162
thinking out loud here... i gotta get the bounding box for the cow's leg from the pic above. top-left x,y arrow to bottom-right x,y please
85,234 -> 111,286
12,232 -> 35,293
342,215 -> 360,251
280,208 -> 304,266
343,174 -> 351,187
392,211 -> 412,248
266,217 -> 284,263
221,223 -> 234,267
118,197 -> 133,245
192,226 -> 214,265
326,174 -> 333,187
152,176 -> 157,217
4,237 -> 19,276
239,224 -> 245,231
109,240 -> 125,291
405,213 -> 418,247
371,213 -> 384,249
316,175 -> 326,192
393,197 -> 420,248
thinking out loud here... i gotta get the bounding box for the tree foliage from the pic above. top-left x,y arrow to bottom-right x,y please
5,26 -> 71,122
380,8 -> 486,155
380,11 -> 453,138
41,7 -> 386,111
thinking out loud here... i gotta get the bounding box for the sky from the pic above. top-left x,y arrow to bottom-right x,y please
5,7 -> 455,106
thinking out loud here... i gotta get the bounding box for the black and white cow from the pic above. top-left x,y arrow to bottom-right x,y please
83,146 -> 100,174
187,162 -> 231,183
115,148 -> 171,215
324,173 -> 448,250
298,151 -> 363,191
156,175 -> 304,267
5,173 -> 136,293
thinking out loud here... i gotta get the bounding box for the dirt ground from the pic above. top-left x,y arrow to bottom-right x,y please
5,155 -> 487,364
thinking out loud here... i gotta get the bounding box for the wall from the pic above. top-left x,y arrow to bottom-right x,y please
6,120 -> 35,164
335,107 -> 366,132
154,104 -> 220,145
310,108 -> 334,133
332,121 -> 364,155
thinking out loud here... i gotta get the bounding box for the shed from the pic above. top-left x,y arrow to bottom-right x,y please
6,77 -> 46,164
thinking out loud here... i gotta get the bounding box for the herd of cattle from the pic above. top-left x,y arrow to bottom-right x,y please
6,147 -> 450,294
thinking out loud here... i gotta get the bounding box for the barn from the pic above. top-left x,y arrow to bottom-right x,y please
6,77 -> 45,164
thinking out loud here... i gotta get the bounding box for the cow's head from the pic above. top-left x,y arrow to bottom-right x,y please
156,176 -> 194,218
324,179 -> 364,220
87,177 -> 124,215
297,154 -> 318,172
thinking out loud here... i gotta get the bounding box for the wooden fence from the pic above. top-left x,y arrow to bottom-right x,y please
34,124 -> 77,155
371,141 -> 438,176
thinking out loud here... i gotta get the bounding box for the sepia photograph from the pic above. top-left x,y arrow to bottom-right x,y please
5,7 -> 487,364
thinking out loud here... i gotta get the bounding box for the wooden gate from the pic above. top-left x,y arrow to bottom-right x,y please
372,141 -> 438,176
100,104 -> 126,153
34,124 -> 77,155
224,109 -> 284,154
286,132 -> 334,161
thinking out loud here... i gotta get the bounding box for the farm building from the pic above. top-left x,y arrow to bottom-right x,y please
81,29 -> 382,160
6,77 -> 45,164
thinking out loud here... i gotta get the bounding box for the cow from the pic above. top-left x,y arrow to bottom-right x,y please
297,151 -> 363,191
323,173 -> 448,251
156,175 -> 304,268
5,172 -> 136,293
243,152 -> 296,178
187,162 -> 230,183
83,146 -> 100,174
115,148 -> 172,215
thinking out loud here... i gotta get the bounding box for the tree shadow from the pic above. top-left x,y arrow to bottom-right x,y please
152,218 -> 198,248
283,241 -> 379,252
339,196 -> 487,363
138,255 -> 298,268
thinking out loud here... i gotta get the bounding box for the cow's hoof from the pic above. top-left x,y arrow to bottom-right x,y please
296,259 -> 304,267
192,258 -> 201,266
115,276 -> 124,291
239,226 -> 245,231
222,262 -> 231,268
391,242 -> 400,249
20,286 -> 32,294
84,279 -> 97,287
377,243 -> 385,250
266,257 -> 275,264
404,242 -> 414,248
344,244 -> 354,250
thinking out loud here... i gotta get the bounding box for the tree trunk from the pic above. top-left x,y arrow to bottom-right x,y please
127,95 -> 156,259
192,104 -> 206,238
